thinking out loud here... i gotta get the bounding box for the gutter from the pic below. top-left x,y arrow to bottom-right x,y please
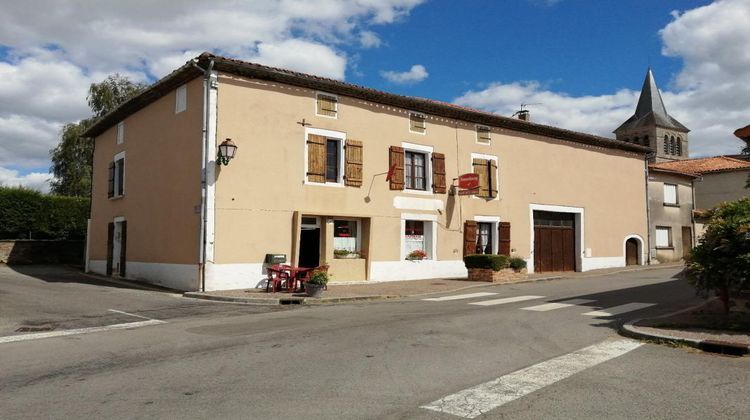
192,58 -> 215,292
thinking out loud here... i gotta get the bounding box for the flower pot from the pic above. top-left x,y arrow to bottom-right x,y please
305,283 -> 325,298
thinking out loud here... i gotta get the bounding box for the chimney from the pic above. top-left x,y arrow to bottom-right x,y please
517,109 -> 530,121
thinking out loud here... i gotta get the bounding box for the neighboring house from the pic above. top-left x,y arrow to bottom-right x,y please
650,156 -> 750,238
83,53 -> 649,292
614,69 -> 695,263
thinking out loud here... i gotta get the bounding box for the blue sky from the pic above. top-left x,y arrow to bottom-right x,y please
0,0 -> 747,191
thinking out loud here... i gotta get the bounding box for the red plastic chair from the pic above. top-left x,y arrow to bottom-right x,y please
266,266 -> 290,293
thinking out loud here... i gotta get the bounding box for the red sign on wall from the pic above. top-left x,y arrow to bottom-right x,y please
458,173 -> 480,190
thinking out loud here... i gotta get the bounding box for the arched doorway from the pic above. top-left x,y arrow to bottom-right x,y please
625,238 -> 639,265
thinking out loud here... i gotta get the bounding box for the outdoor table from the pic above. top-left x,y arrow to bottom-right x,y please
268,264 -> 313,293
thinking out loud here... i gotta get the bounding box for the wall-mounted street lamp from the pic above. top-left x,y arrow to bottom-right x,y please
217,138 -> 238,166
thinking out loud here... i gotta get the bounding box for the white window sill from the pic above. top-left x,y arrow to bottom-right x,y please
109,194 -> 125,201
304,181 -> 345,188
403,188 -> 433,196
315,113 -> 338,119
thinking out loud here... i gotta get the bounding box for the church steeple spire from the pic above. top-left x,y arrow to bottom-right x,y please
614,68 -> 690,162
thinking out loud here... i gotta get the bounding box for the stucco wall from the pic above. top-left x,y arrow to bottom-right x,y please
210,73 -> 648,285
694,171 -> 749,210
648,172 -> 694,262
88,77 -> 204,290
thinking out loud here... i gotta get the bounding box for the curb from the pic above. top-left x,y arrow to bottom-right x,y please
619,300 -> 749,356
182,291 -> 401,306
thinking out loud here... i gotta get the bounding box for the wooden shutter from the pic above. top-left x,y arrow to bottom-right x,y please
431,152 -> 447,194
489,159 -> 498,198
306,134 -> 327,183
463,221 -> 477,257
389,146 -> 404,190
120,221 -> 127,277
472,158 -> 489,198
344,139 -> 363,187
317,95 -> 336,117
107,162 -> 115,198
106,222 -> 114,276
498,222 -> 511,256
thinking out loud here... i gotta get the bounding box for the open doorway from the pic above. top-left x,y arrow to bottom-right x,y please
299,217 -> 320,269
107,219 -> 127,277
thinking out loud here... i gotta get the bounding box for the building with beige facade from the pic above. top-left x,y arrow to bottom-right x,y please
84,53 -> 649,291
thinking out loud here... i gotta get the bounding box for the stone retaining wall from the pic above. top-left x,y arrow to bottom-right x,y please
0,240 -> 84,265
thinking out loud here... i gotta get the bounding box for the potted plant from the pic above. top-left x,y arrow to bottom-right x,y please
406,249 -> 427,261
305,270 -> 330,298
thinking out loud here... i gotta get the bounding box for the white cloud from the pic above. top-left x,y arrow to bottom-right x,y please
0,167 -> 51,193
381,64 -> 429,84
0,0 -> 424,192
455,0 -> 750,158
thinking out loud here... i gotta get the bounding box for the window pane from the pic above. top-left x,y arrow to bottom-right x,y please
664,184 -> 677,204
326,139 -> 338,182
404,153 -> 413,189
333,220 -> 358,252
655,228 -> 670,247
476,222 -> 492,254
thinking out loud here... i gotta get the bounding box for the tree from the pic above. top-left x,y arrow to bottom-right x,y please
685,197 -> 750,314
49,74 -> 147,196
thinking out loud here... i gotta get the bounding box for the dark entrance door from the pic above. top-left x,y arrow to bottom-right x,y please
299,228 -> 321,268
681,226 -> 692,258
626,238 -> 639,265
533,211 -> 576,273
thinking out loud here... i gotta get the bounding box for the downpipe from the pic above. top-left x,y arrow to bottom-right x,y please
192,58 -> 214,292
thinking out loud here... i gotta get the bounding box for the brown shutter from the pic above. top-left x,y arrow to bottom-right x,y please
431,152 -> 447,194
498,222 -> 511,256
473,158 -> 489,198
489,159 -> 498,198
106,222 -> 114,276
120,221 -> 127,277
389,146 -> 404,190
108,162 -> 115,198
344,139 -> 363,187
463,221 -> 477,257
306,134 -> 327,183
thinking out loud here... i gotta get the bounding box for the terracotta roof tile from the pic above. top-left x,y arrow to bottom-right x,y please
649,156 -> 750,176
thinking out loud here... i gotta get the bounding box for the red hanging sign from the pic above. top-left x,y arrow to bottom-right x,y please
385,163 -> 397,182
458,173 -> 480,190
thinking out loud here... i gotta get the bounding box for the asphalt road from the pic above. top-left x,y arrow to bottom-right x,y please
1,265 -> 748,419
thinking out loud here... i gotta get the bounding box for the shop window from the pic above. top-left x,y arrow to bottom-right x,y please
333,219 -> 360,257
404,220 -> 432,259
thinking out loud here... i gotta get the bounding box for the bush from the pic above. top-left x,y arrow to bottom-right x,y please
509,257 -> 527,271
0,186 -> 89,240
685,197 -> 750,313
464,254 -> 510,271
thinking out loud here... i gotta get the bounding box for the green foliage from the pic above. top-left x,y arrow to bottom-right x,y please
0,186 -> 89,240
307,270 -> 330,285
509,257 -> 527,271
743,145 -> 750,189
685,197 -> 750,298
87,74 -> 149,118
464,254 -> 510,271
49,74 -> 147,197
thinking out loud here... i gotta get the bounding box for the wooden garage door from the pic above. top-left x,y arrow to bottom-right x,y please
533,211 -> 576,273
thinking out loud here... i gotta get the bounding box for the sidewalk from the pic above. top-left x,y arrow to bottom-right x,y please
621,298 -> 750,356
183,262 -> 684,305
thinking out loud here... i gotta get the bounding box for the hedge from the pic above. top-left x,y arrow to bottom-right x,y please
463,254 -> 510,271
0,187 -> 89,240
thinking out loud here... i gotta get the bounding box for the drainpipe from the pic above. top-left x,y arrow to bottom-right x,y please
644,152 -> 653,265
192,58 -> 214,292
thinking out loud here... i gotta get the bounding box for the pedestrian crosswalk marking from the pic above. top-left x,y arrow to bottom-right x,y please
469,295 -> 544,307
582,302 -> 655,317
521,299 -> 595,312
423,292 -> 499,302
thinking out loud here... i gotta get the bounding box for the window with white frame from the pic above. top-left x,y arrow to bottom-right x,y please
404,220 -> 433,259
316,93 -> 338,118
404,150 -> 427,190
305,129 -> 345,185
409,112 -> 426,134
655,227 -> 672,248
663,184 -> 678,205
108,153 -> 125,198
476,125 -> 491,144
476,222 -> 494,254
116,122 -> 124,145
175,84 -> 187,114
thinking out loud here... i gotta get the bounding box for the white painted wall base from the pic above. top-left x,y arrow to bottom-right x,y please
580,256 -> 626,271
370,260 -> 467,282
204,262 -> 267,291
87,260 -> 199,291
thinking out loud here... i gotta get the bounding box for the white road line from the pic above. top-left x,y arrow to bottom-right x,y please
0,319 -> 166,345
469,295 -> 544,307
521,299 -> 596,312
421,339 -> 643,418
108,309 -> 154,320
423,292 -> 499,302
582,302 -> 655,317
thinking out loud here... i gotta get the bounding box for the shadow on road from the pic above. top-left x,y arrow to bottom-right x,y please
2,264 -> 174,292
